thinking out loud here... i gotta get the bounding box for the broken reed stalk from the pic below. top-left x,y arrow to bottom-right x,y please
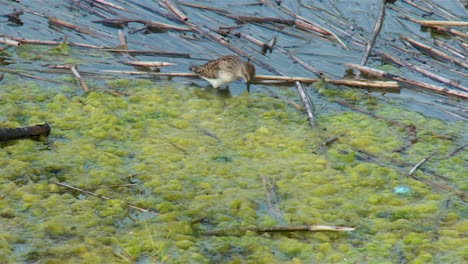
356,0 -> 386,79
0,34 -> 108,49
408,155 -> 432,176
0,37 -> 21,46
52,181 -> 159,215
48,16 -> 107,37
377,51 -> 468,92
93,19 -> 191,31
161,0 -> 188,21
400,16 -> 468,38
201,225 -> 355,236
267,2 -> 348,49
295,81 -> 316,128
70,66 -> 89,92
408,19 -> 468,27
121,61 -> 177,67
345,64 -> 468,99
94,0 -> 127,11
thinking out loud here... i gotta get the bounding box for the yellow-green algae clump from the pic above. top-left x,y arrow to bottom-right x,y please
0,78 -> 466,263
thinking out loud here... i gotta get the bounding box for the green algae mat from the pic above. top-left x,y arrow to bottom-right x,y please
0,77 -> 466,263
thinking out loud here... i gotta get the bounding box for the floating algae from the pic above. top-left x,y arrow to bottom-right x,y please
0,78 -> 466,263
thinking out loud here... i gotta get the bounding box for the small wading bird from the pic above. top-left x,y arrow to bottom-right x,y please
190,55 -> 256,91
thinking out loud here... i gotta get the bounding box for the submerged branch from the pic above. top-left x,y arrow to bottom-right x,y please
53,181 -> 159,215
201,225 -> 355,236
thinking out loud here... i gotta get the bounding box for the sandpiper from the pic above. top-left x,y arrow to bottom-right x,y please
190,55 -> 256,90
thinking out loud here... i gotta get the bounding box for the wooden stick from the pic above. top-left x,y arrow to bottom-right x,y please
52,181 -> 159,215
295,81 -> 316,128
356,0 -> 386,79
201,225 -> 355,236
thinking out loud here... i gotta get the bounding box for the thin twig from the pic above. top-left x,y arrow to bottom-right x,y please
52,181 -> 159,215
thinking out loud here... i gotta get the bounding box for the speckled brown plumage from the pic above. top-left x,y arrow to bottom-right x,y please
190,55 -> 255,89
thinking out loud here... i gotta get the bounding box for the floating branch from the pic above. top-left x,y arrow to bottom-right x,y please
0,123 -> 50,141
201,225 -> 355,236
295,81 -> 316,128
52,181 -> 159,215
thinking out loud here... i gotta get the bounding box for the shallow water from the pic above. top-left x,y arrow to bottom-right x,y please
0,1 -> 467,263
